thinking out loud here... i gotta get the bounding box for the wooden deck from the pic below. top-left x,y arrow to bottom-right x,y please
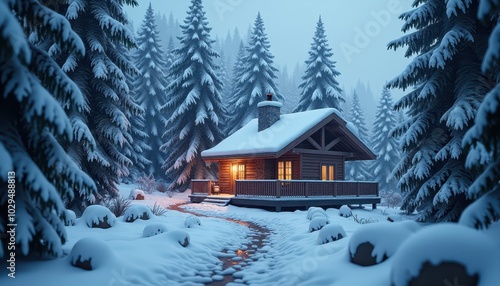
190,179 -> 380,211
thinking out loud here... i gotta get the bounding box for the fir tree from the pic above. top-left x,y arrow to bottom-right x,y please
345,92 -> 371,181
59,0 -> 140,205
226,13 -> 283,135
460,0 -> 500,229
162,0 -> 226,191
226,40 -> 246,113
133,3 -> 169,179
121,44 -> 150,180
0,0 -> 96,257
388,0 -> 492,222
370,87 -> 401,192
294,16 -> 344,112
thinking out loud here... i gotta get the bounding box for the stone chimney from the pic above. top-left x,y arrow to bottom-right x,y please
257,94 -> 282,131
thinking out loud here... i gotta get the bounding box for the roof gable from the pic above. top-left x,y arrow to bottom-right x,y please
201,108 -> 375,160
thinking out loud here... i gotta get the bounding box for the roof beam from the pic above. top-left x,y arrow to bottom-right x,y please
293,148 -> 354,157
325,137 -> 342,151
306,137 -> 322,150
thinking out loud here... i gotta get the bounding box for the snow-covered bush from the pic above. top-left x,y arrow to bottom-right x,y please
307,207 -> 327,220
311,212 -> 328,220
391,224 -> 500,286
184,215 -> 201,228
309,216 -> 330,232
380,191 -> 403,208
81,205 -> 117,229
149,202 -> 168,216
349,222 -> 417,266
129,189 -> 146,200
69,237 -> 115,270
387,214 -> 402,222
317,224 -> 346,244
123,205 -> 153,222
166,230 -> 190,247
143,223 -> 168,238
338,205 -> 352,218
64,209 -> 76,226
135,174 -> 157,194
102,196 -> 131,217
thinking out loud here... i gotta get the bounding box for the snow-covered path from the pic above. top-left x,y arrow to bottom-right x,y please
169,202 -> 272,286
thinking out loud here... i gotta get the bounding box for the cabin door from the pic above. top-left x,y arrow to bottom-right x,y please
230,163 -> 246,194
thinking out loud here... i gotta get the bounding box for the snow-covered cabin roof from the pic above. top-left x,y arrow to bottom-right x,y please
201,108 -> 375,160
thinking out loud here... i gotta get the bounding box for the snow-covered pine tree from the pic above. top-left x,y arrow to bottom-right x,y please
121,43 -> 151,181
227,40 -> 246,106
59,0 -> 139,204
370,87 -> 401,192
226,12 -> 283,135
217,50 -> 231,106
388,0 -> 492,222
165,36 -> 176,72
460,0 -> 500,229
162,0 -> 226,192
0,0 -> 96,258
345,91 -> 371,181
133,3 -> 169,179
294,16 -> 344,112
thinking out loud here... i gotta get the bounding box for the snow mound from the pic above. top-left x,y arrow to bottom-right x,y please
317,224 -> 346,244
166,230 -> 190,247
69,237 -> 115,270
81,205 -> 116,229
128,189 -> 145,200
64,209 -> 76,226
391,223 -> 500,286
338,205 -> 352,218
307,207 -> 327,220
349,221 -> 416,266
184,215 -> 201,228
387,214 -> 402,222
143,223 -> 168,237
309,216 -> 330,232
123,204 -> 153,222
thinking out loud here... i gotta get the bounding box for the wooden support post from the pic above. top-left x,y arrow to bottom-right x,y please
334,182 -> 338,197
305,181 -> 309,198
356,182 -> 360,197
372,203 -> 377,210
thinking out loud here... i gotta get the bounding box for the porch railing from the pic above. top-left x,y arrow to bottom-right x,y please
235,180 -> 378,198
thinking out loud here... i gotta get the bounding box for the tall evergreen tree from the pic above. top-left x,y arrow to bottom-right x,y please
226,13 -> 283,134
120,43 -> 150,181
388,0 -> 492,222
294,16 -> 344,112
460,0 -> 500,229
370,87 -> 401,192
59,0 -> 139,204
133,3 -> 169,179
162,0 -> 226,191
345,92 -> 371,181
0,0 -> 95,257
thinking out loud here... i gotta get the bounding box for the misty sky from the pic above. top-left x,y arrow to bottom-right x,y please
124,0 -> 413,100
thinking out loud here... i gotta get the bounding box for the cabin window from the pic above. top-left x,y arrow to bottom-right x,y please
278,161 -> 292,180
321,165 -> 335,181
232,164 -> 246,180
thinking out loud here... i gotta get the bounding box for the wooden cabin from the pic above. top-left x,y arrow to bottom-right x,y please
191,95 -> 380,210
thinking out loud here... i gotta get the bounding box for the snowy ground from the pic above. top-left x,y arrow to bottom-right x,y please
4,184 -> 500,286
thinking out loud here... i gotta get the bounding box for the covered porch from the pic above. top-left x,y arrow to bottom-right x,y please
190,179 -> 380,211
